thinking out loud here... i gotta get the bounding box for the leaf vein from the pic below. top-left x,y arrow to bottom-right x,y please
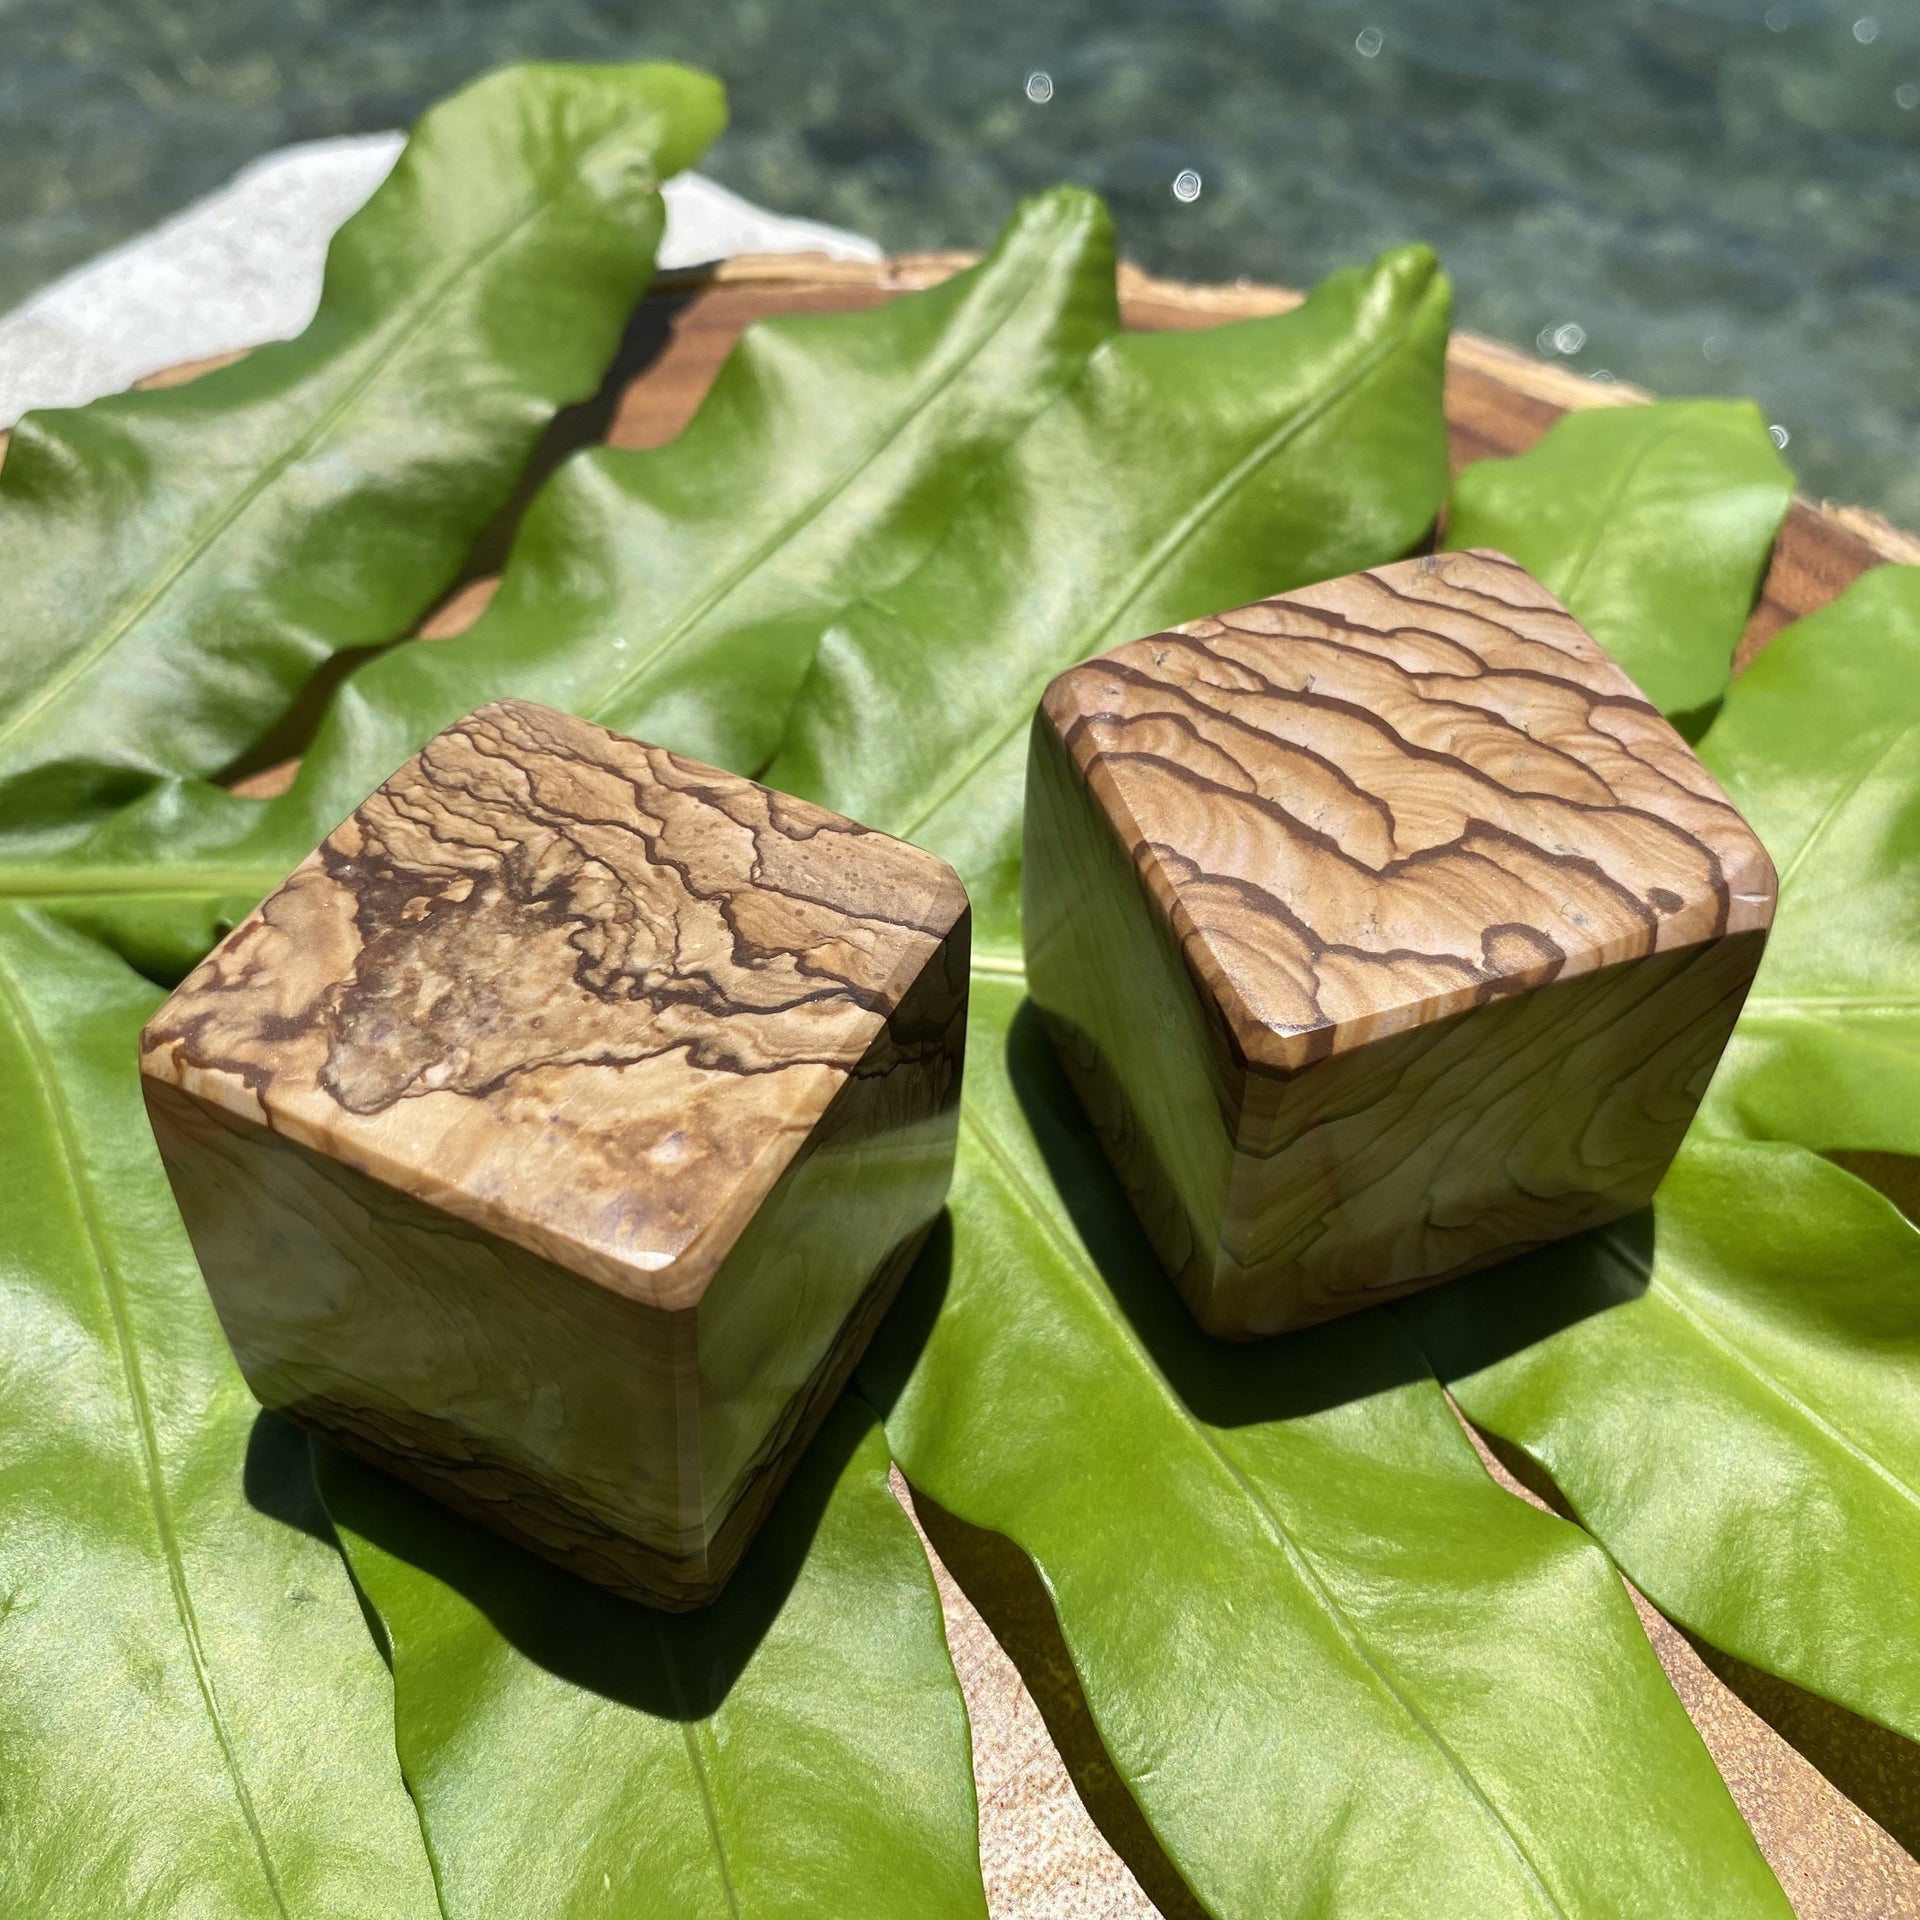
0,932 -> 292,1918
1646,1275 -> 1920,1518
0,115 -> 664,763
892,291 -> 1434,846
956,1091 -> 1570,1916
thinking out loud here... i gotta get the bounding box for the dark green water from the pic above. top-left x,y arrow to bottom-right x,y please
3,0 -> 1916,522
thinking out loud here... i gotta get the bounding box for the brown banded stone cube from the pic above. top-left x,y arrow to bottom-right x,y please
1022,549 -> 1774,1338
141,699 -> 968,1607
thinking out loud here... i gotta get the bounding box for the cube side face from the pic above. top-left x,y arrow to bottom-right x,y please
1023,709 -> 1242,1320
142,1074 -> 706,1602
1209,928 -> 1768,1335
690,913 -> 970,1590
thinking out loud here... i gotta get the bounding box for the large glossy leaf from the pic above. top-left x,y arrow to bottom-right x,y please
4,129 -> 1895,1912
768,241 -> 1452,952
0,906 -> 439,1919
3,188 -> 1120,980
319,1400 -> 988,1920
1398,568 -> 1920,1778
271,183 -> 1117,818
1400,1134 -> 1920,1757
860,974 -> 1791,1919
1697,563 -> 1920,1157
1442,399 -> 1792,723
0,61 -> 724,841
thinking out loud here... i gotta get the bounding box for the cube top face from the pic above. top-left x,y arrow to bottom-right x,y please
1039,549 -> 1777,1075
140,700 -> 969,1312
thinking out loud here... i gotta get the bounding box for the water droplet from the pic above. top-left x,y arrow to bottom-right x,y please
1702,333 -> 1728,362
1854,15 -> 1880,42
1553,321 -> 1587,355
1765,3 -> 1790,27
1355,26 -> 1384,57
1025,70 -> 1054,104
1172,169 -> 1203,204
1897,80 -> 1920,108
1769,423 -> 1791,449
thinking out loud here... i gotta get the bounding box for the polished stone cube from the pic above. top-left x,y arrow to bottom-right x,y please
142,699 -> 968,1606
1023,549 -> 1773,1338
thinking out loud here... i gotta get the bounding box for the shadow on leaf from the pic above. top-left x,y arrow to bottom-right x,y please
1389,1206 -> 1658,1385
243,1409 -> 335,1544
997,994 -> 1627,1426
310,1388 -> 871,1722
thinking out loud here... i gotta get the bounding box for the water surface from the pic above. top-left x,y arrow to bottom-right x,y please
3,0 -> 1916,522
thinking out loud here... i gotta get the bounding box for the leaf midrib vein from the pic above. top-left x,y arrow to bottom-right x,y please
1599,1228 -> 1920,1516
0,114 -> 664,763
1745,994 -> 1920,1013
890,289 -> 1434,847
1549,413 -> 1695,610
651,1615 -> 741,1918
955,1091 -> 1569,1917
0,864 -> 287,901
1645,1271 -> 1920,1518
582,231 -> 1070,724
1765,720 -> 1916,900
0,938 -> 291,1917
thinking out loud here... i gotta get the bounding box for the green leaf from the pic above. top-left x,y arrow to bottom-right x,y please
1401,1135 -> 1920,1758
276,184 -> 1117,812
1697,564 -> 1920,1157
2,187 -> 1120,979
861,974 -> 1791,1919
768,242 -> 1453,951
1397,569 -> 1920,1786
0,905 -> 440,1918
319,1398 -> 988,1920
0,60 -> 725,841
1443,399 -> 1792,724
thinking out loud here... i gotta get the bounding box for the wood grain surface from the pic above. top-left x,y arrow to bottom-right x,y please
1025,549 -> 1774,1336
142,697 -> 969,1605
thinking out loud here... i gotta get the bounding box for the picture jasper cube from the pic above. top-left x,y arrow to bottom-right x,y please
141,700 -> 968,1607
1023,549 -> 1775,1339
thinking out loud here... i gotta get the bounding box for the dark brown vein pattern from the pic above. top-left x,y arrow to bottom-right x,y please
1024,550 -> 1774,1337
140,700 -> 969,1604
